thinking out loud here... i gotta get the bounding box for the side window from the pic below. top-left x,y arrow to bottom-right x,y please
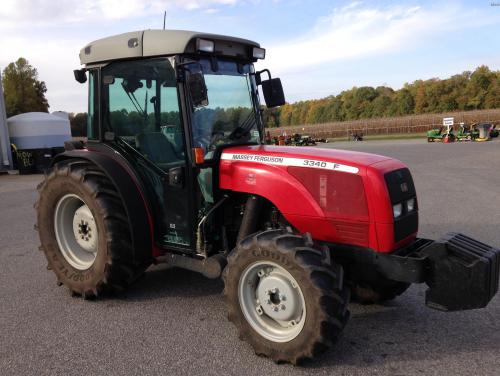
160,87 -> 184,157
102,58 -> 184,168
87,70 -> 99,140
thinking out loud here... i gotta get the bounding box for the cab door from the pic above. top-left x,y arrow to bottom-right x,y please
101,57 -> 194,250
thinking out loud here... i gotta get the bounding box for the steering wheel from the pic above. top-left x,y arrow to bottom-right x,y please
228,126 -> 250,141
209,131 -> 226,150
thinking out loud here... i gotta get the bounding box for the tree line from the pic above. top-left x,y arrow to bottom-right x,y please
263,65 -> 500,128
3,58 -> 498,134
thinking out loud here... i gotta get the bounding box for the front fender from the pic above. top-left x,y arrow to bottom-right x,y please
219,158 -> 323,219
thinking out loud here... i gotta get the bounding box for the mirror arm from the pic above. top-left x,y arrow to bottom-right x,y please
255,69 -> 271,85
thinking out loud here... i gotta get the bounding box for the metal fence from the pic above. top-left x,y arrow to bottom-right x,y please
268,109 -> 500,140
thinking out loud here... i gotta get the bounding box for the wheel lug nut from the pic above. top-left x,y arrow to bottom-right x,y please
280,304 -> 286,310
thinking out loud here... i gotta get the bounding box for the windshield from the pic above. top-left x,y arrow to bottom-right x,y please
188,59 -> 261,157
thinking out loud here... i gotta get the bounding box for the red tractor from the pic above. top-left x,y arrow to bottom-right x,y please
36,30 -> 499,365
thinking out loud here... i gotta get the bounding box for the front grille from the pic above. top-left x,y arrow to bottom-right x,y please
394,212 -> 418,242
385,168 -> 418,241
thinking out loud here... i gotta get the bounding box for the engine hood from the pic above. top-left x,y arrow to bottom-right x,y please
221,145 -> 391,172
219,144 -> 413,252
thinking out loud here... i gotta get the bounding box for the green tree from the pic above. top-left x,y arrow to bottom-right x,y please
484,78 -> 500,108
69,112 -> 87,137
2,58 -> 49,117
394,88 -> 414,115
465,66 -> 495,110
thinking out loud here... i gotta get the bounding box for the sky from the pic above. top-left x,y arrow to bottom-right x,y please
1,0 -> 500,113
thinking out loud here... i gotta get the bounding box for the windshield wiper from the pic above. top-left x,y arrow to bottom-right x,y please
121,82 -> 148,119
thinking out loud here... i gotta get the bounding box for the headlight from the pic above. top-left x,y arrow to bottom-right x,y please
407,198 -> 415,212
196,38 -> 215,53
393,203 -> 403,218
252,47 -> 266,59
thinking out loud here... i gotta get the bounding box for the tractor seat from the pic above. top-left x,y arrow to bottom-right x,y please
135,132 -> 180,166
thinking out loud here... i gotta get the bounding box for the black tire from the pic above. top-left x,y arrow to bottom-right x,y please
223,229 -> 350,365
352,277 -> 410,304
35,159 -> 150,298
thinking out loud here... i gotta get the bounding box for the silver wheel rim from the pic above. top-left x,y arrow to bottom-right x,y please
54,194 -> 98,270
238,261 -> 306,343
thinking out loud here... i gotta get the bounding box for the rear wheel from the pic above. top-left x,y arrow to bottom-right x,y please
223,229 -> 350,365
36,159 -> 150,298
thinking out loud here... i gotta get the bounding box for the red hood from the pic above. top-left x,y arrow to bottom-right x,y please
222,145 -> 391,168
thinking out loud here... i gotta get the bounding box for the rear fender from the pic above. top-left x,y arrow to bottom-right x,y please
51,149 -> 154,265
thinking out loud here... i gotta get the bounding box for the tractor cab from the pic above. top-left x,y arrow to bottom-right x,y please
73,30 -> 284,251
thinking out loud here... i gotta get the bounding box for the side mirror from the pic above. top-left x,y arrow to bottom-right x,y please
261,78 -> 285,108
188,72 -> 208,108
73,69 -> 87,84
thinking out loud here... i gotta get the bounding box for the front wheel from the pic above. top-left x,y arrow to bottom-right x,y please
223,229 -> 350,365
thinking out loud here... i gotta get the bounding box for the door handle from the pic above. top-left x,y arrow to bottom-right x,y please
168,166 -> 184,188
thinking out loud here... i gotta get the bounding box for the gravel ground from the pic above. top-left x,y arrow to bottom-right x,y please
1,139 -> 500,375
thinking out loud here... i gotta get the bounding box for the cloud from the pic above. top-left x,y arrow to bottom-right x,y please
0,0 -> 239,112
0,0 -> 238,27
204,8 -> 221,14
1,1 -> 499,112
261,2 -> 468,73
1,35 -> 88,112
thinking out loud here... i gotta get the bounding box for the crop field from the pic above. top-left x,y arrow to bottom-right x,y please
268,108 -> 500,139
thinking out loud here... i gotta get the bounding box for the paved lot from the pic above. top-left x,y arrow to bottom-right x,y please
1,139 -> 500,375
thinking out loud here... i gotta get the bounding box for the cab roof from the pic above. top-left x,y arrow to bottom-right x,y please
79,29 -> 260,66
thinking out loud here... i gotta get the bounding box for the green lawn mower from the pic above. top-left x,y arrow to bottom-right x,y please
456,122 -> 478,142
427,125 -> 455,143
